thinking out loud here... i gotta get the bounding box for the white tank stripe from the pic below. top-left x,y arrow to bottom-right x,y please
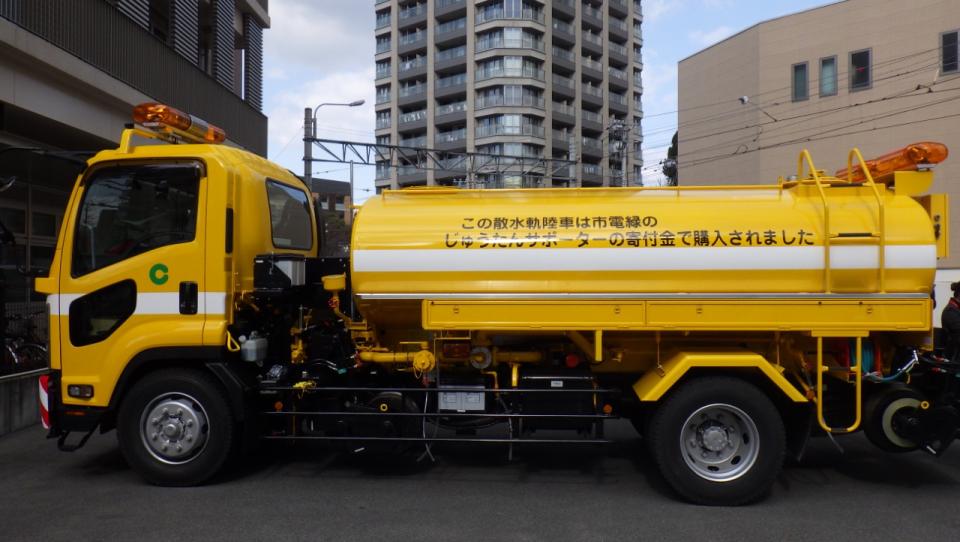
353,245 -> 936,273
47,292 -> 228,316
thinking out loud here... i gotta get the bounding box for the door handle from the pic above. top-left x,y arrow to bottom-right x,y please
179,281 -> 198,315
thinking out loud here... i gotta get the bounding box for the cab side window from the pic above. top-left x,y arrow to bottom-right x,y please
266,180 -> 313,250
72,163 -> 201,276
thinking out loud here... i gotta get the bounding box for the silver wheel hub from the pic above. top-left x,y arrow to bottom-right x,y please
140,394 -> 208,464
681,403 -> 760,482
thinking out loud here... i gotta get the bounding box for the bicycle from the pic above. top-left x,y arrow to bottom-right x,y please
2,310 -> 48,375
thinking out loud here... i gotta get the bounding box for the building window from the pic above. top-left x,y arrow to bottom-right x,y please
791,62 -> 808,102
943,31 -> 959,74
850,49 -> 871,91
819,56 -> 837,97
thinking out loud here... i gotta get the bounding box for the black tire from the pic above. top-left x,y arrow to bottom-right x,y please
863,384 -> 923,453
648,376 -> 786,506
117,368 -> 235,486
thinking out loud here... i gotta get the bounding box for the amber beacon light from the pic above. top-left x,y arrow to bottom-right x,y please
132,102 -> 227,144
835,141 -> 949,183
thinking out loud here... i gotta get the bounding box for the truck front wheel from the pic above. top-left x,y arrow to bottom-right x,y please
648,376 -> 785,505
117,368 -> 235,486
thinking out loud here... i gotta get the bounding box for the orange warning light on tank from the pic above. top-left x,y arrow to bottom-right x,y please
132,102 -> 227,144
835,142 -> 948,183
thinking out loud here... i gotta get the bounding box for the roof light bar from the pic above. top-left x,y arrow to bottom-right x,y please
835,142 -> 949,183
132,102 -> 227,144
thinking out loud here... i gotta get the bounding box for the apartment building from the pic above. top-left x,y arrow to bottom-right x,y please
374,0 -> 644,190
677,0 -> 960,286
0,0 -> 270,304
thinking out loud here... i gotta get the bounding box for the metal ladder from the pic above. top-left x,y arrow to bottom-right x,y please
797,147 -> 887,433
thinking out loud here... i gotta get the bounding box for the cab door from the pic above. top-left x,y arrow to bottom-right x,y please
56,161 -> 206,408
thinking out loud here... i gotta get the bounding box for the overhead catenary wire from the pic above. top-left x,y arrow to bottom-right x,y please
638,46 -> 944,133
639,52 -> 947,144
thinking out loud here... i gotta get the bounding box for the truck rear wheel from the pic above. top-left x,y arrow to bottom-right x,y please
648,376 -> 785,505
117,368 -> 235,486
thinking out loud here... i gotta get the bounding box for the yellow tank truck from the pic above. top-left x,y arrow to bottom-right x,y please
35,103 -> 960,505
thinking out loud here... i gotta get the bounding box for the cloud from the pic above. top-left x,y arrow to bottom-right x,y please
263,0 -> 378,199
702,0 -> 736,8
688,25 -> 735,47
643,0 -> 683,22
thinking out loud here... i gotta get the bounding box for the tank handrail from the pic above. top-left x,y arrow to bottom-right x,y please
798,149 -> 832,293
846,147 -> 887,292
380,184 -> 793,199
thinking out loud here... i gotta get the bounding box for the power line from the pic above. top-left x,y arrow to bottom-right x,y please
638,48 -> 945,143
678,85 -> 960,164
680,108 -> 960,171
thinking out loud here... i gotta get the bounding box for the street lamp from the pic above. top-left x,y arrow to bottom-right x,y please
303,99 -> 365,182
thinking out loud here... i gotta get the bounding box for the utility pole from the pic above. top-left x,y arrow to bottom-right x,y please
609,119 -> 629,187
303,107 -> 313,182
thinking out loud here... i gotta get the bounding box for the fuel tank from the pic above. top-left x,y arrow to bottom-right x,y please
350,182 -> 936,299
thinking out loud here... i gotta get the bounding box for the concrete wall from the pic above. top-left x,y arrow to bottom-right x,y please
0,372 -> 40,437
677,0 -> 960,266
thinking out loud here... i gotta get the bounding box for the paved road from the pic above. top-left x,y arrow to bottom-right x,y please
1,420 -> 959,541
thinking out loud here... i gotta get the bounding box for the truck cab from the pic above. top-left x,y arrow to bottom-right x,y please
36,103 -> 317,482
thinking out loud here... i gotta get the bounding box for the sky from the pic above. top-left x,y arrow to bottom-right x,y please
263,0 -> 834,199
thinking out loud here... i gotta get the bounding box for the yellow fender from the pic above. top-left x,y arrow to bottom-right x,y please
633,350 -> 807,403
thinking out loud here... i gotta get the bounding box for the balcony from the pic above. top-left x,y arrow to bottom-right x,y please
435,17 -> 467,47
609,18 -> 629,40
375,14 -> 391,31
376,38 -> 391,55
399,135 -> 428,148
398,83 -> 427,106
398,109 -> 427,130
610,0 -> 629,17
552,19 -> 575,45
435,127 -> 467,150
435,72 -> 467,99
398,30 -> 427,55
436,101 -> 468,125
581,84 -> 603,107
476,7 -> 544,26
436,0 -> 467,18
398,3 -> 427,29
398,56 -> 427,80
435,45 -> 467,71
553,0 -> 576,18
376,115 -> 391,129
581,31 -> 603,55
582,4 -> 603,30
476,36 -> 545,54
582,110 -> 604,132
551,45 -> 576,73
634,1 -> 643,21
552,129 -> 573,151
609,92 -> 628,114
551,73 -> 575,99
476,124 -> 545,139
582,56 -> 604,82
1,0 -> 268,153
582,163 -> 603,184
476,65 -> 545,82
375,64 -> 391,80
609,42 -> 628,66
551,101 -> 576,125
476,94 -> 545,110
609,67 -> 628,90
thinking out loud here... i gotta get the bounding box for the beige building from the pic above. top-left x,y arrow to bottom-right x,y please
677,0 -> 960,299
374,0 -> 644,190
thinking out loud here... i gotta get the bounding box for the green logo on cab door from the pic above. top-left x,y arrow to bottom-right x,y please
149,263 -> 169,285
